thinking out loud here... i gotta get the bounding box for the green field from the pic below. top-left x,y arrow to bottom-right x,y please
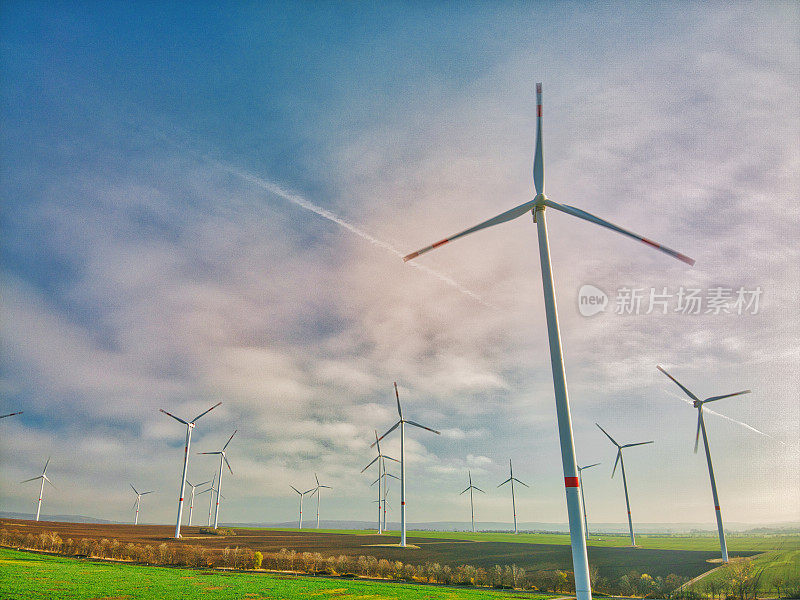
249,528 -> 800,553
0,547 -> 550,600
686,549 -> 800,592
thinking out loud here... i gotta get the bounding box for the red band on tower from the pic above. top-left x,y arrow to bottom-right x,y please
564,476 -> 580,487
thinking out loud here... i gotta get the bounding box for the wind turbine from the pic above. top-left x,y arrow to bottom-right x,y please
309,473 -> 332,529
185,479 -> 211,527
197,474 -> 222,527
402,84 -> 694,598
362,429 -> 399,533
657,365 -> 751,563
290,485 -> 313,529
577,462 -> 600,540
199,430 -> 236,529
21,458 -> 54,521
498,459 -> 528,534
159,402 -> 221,538
373,381 -> 440,547
130,484 -> 154,525
375,470 -> 399,532
596,424 -> 652,546
1,411 -> 23,419
460,470 -> 485,533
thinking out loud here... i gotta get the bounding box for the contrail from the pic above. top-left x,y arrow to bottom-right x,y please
673,396 -> 783,444
217,162 -> 495,309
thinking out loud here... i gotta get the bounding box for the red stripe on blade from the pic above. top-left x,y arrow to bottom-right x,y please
641,237 -> 660,249
431,239 -> 450,249
564,476 -> 580,487
537,105 -> 542,117
403,251 -> 419,262
715,506 -> 721,510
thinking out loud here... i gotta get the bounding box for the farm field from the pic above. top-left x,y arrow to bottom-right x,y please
1,519 -> 784,579
0,547 -> 551,600
685,549 -> 800,593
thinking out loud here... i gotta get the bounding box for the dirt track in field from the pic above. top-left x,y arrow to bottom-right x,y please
0,519 -> 750,578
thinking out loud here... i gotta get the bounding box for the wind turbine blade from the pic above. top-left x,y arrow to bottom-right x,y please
223,430 -> 237,451
385,473 -> 400,481
579,462 -> 601,471
142,491 -> 154,495
705,390 -> 752,403
534,82 -> 544,195
382,455 -> 399,463
42,457 -> 50,475
695,411 -> 702,454
290,485 -> 301,495
374,430 -> 381,454
595,423 -> 620,447
361,455 -> 379,473
130,484 -> 139,495
372,421 -> 400,446
542,199 -> 695,265
513,478 -> 529,488
159,409 -> 188,425
394,382 -> 403,418
223,455 -> 233,474
405,420 -> 441,435
20,476 -> 42,484
612,450 -> 621,478
656,365 -> 701,401
198,451 -> 222,455
474,486 -> 486,494
498,477 -> 511,487
315,473 -> 320,486
191,401 -> 222,423
460,487 -> 470,495
403,199 -> 539,262
622,441 -> 654,448
0,411 -> 23,419
197,480 -> 211,487
45,477 -> 56,489
304,488 -> 315,495
319,485 -> 332,489
132,498 -> 139,509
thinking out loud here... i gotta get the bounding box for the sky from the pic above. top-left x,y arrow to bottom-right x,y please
1,1 -> 798,529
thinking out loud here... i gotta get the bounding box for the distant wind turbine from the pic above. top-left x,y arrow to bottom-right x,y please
362,429 -> 399,533
460,470 -> 485,533
373,382 -> 440,547
498,459 -> 528,534
160,402 -> 221,538
309,473 -> 332,529
197,474 -> 222,526
290,485 -> 314,529
21,457 -> 54,522
577,462 -> 600,540
596,424 -> 652,546
130,484 -> 154,525
402,83 -> 694,600
185,479 -> 211,527
199,430 -> 236,529
657,364 -> 751,563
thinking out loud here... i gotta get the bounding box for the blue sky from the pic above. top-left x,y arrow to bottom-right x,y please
1,1 -> 798,528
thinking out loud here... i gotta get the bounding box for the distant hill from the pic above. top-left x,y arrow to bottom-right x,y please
0,512 -> 118,524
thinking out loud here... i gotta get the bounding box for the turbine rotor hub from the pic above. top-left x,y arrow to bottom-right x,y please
693,400 -> 703,408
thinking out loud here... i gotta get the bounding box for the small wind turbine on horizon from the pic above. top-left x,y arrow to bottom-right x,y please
657,364 -> 751,563
460,470 -> 485,533
130,484 -> 154,525
199,429 -> 236,529
373,382 -> 440,548
21,457 -> 55,522
160,402 -> 221,538
577,462 -> 600,540
309,473 -> 332,529
362,429 -> 399,533
596,424 -> 652,547
402,83 -> 694,600
375,469 -> 399,532
498,459 -> 528,534
185,479 -> 211,527
290,485 -> 314,529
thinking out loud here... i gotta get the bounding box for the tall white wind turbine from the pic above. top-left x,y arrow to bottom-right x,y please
657,365 -> 751,563
200,430 -> 236,529
160,402 -> 221,538
498,458 -> 528,534
373,382 -> 440,547
362,429 -> 399,533
130,484 -> 154,525
402,84 -> 694,598
460,470 -> 485,533
309,473 -> 332,529
21,457 -> 54,522
577,462 -> 600,540
185,479 -> 210,527
596,424 -> 652,546
1,411 -> 23,420
290,485 -> 313,529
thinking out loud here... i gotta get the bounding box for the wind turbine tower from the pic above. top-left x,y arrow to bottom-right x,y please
21,458 -> 54,522
498,459 -> 528,534
200,430 -> 236,529
577,462 -> 600,540
130,484 -> 154,525
460,470 -> 485,533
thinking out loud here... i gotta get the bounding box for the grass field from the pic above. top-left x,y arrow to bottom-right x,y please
0,547 -> 551,600
685,549 -> 800,592
250,528 -> 800,553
